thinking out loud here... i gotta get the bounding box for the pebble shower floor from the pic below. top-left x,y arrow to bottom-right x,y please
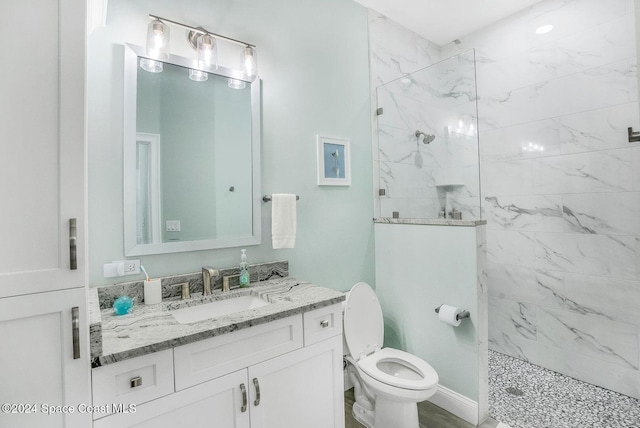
489,351 -> 640,428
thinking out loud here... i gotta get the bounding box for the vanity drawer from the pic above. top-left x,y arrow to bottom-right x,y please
174,314 -> 303,390
303,303 -> 343,346
92,349 -> 174,419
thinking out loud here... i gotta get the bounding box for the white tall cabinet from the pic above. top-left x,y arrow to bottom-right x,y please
0,0 -> 90,426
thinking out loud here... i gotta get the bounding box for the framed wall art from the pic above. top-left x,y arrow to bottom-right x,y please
316,135 -> 351,186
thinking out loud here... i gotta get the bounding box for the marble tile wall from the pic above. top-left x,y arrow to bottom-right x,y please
440,0 -> 640,399
368,0 -> 640,400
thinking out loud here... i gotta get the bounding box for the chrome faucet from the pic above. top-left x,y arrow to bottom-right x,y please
222,274 -> 241,293
180,282 -> 191,300
202,266 -> 220,295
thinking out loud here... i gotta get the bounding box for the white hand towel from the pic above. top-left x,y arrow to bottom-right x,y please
271,193 -> 297,249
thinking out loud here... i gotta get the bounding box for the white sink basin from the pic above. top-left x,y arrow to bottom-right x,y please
170,295 -> 271,324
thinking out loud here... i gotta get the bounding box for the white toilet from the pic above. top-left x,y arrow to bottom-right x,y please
343,282 -> 439,428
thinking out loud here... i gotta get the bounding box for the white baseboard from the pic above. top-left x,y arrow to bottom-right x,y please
427,385 -> 478,425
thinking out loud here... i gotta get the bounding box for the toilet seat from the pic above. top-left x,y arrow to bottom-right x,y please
357,348 -> 438,391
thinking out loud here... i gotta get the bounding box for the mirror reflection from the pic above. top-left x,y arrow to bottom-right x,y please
123,45 -> 261,256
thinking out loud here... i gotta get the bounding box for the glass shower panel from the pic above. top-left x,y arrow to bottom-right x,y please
376,50 -> 480,220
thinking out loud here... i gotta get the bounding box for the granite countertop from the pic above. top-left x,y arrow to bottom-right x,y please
90,277 -> 345,367
374,217 -> 486,227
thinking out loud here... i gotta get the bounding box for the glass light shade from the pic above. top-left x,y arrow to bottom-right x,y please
227,78 -> 246,89
146,19 -> 170,59
243,46 -> 258,81
189,69 -> 208,82
197,34 -> 218,71
139,58 -> 163,73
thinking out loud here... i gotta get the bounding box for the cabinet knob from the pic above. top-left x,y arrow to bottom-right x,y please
320,320 -> 330,328
130,376 -> 142,388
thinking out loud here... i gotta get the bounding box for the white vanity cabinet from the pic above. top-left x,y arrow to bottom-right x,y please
248,334 -> 344,428
94,369 -> 250,428
93,304 -> 344,428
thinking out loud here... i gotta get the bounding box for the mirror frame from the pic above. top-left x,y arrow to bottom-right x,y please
123,44 -> 261,256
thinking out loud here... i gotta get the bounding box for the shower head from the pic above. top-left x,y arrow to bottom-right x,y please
415,130 -> 435,144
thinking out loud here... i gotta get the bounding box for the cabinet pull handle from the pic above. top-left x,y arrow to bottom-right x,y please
69,218 -> 77,270
240,383 -> 247,412
72,307 -> 80,359
130,376 -> 142,388
253,378 -> 260,406
320,319 -> 330,328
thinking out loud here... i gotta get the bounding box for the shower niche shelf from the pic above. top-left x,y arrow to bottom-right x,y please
435,183 -> 464,188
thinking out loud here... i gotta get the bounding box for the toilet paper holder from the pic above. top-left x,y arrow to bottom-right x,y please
434,305 -> 470,321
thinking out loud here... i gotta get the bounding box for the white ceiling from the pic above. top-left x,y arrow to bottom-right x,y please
352,0 -> 546,46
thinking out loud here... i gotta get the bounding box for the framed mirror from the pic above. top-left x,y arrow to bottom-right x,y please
123,44 -> 261,256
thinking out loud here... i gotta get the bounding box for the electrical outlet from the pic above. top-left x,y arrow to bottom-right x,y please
122,259 -> 140,274
104,260 -> 140,277
166,220 -> 181,232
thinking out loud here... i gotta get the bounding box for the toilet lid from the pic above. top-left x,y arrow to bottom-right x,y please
344,282 -> 384,360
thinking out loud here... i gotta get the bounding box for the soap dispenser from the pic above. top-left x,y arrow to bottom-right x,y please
239,249 -> 250,287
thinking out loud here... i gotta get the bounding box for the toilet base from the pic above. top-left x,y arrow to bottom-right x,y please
352,397 -> 421,428
351,401 -> 374,428
374,397 -> 420,428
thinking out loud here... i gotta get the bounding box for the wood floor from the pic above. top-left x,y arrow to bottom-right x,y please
344,388 -> 500,428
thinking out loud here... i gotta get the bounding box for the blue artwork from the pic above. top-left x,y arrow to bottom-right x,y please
323,143 -> 346,179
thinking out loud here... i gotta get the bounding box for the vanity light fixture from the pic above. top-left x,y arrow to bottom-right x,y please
147,14 -> 258,81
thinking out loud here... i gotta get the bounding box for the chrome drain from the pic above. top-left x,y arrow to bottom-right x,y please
506,387 -> 524,396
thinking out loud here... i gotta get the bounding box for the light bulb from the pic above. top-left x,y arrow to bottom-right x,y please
243,46 -> 258,81
146,19 -> 169,59
197,34 -> 218,71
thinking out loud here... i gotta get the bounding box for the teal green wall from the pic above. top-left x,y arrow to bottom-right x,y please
87,0 -> 374,290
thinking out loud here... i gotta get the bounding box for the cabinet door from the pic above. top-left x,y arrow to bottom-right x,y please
0,0 -> 86,298
248,335 -> 345,428
94,369 -> 250,428
0,288 -> 91,428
